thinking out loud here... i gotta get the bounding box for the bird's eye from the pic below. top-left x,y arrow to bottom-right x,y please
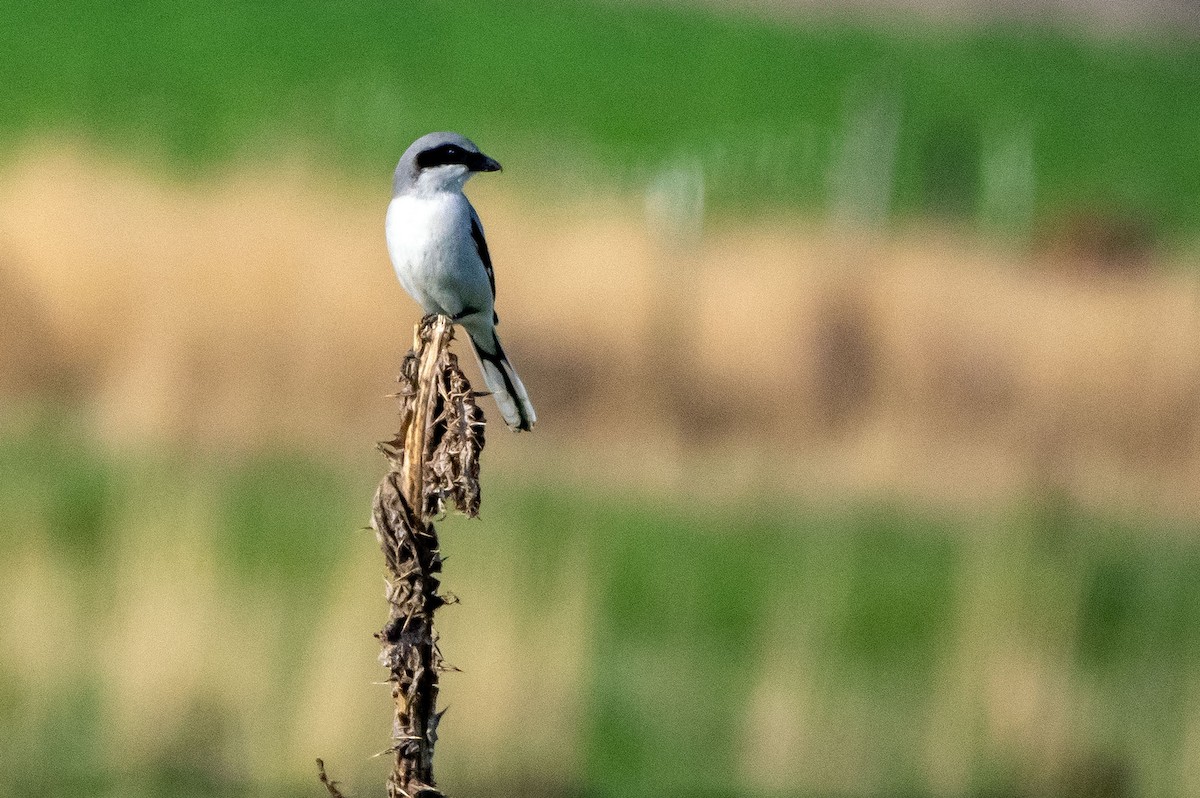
416,143 -> 469,170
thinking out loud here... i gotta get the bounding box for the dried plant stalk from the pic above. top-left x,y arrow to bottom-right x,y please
367,314 -> 485,798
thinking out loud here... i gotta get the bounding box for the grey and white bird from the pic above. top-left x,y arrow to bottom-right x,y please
386,131 -> 536,431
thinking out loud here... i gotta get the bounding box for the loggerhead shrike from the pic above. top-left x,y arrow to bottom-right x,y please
386,131 -> 536,431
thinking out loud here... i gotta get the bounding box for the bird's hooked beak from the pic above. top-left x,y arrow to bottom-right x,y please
469,152 -> 502,173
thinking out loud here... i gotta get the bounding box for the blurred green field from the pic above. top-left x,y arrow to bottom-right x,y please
3,415 -> 1199,798
5,0 -> 1200,237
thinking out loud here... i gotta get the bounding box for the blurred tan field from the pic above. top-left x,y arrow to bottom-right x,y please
3,141 -> 1198,516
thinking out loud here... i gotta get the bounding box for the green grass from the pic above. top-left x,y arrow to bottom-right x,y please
2,417 -> 1200,797
4,0 -> 1200,238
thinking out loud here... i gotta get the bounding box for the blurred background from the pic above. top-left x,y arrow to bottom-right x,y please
3,1 -> 1200,796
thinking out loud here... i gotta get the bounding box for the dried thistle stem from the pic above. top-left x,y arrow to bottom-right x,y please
317,759 -> 348,798
365,314 -> 485,798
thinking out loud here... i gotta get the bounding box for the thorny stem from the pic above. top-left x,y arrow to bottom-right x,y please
317,759 -> 347,798
320,315 -> 484,798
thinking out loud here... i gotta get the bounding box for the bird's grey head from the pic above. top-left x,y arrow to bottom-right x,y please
393,131 -> 502,196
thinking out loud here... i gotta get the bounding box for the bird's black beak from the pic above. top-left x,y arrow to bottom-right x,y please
470,153 -> 502,173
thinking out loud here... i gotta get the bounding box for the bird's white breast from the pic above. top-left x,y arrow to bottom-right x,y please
386,193 -> 459,308
385,191 -> 490,319
387,194 -> 457,273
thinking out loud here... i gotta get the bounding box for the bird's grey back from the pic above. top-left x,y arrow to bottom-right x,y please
392,131 -> 482,196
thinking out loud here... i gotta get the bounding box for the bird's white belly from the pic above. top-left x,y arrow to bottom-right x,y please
385,193 -> 489,317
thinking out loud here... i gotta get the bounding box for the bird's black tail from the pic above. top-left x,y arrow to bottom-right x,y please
467,330 -> 536,431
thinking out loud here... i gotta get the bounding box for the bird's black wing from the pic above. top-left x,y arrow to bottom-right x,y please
469,208 -> 499,323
